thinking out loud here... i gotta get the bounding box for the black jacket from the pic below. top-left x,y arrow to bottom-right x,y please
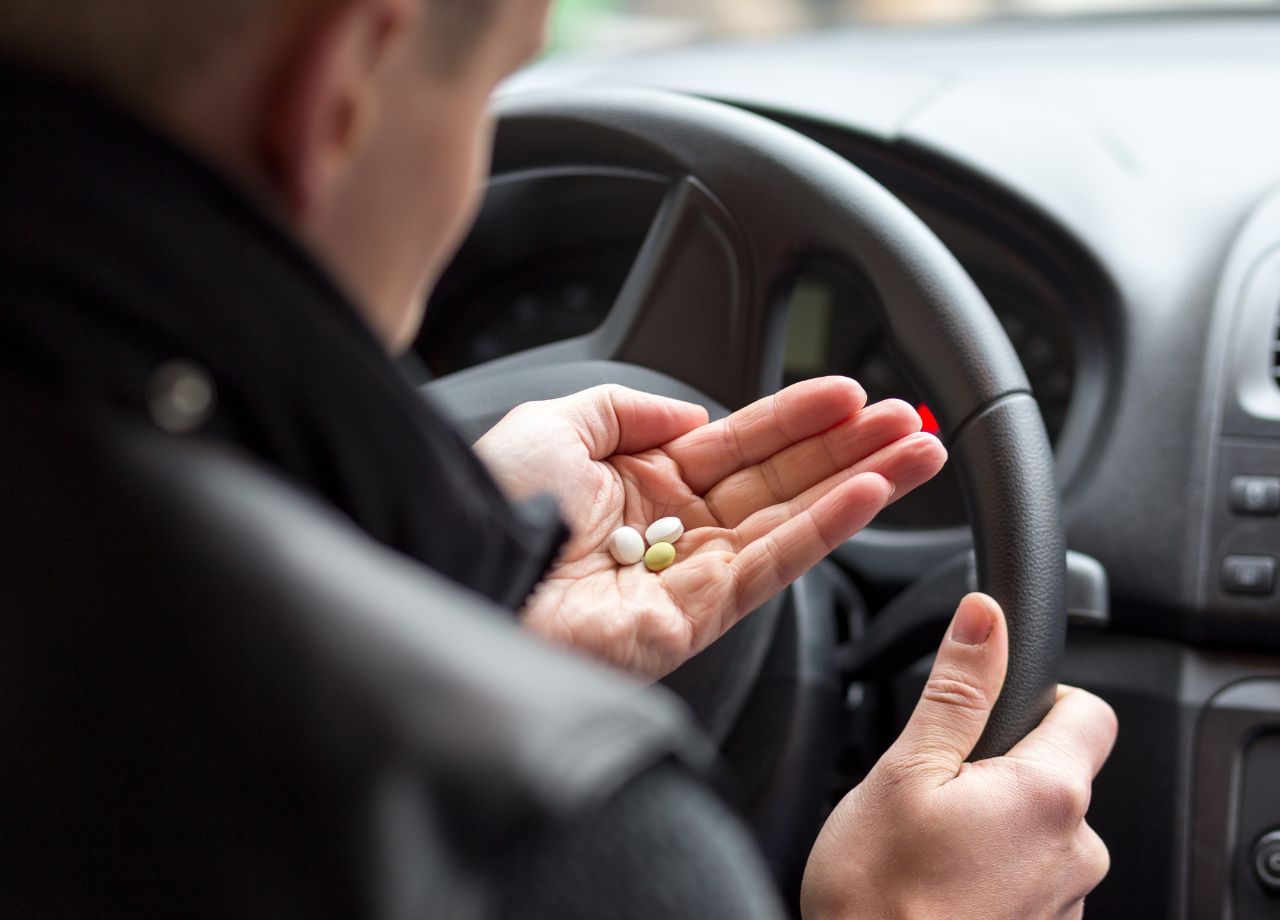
0,64 -> 788,920
0,63 -> 561,611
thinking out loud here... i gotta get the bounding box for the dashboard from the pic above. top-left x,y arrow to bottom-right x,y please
419,115 -> 1108,534
420,169 -> 1084,530
415,16 -> 1280,920
422,13 -> 1280,620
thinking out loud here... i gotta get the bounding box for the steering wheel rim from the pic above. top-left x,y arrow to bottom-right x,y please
429,87 -> 1065,759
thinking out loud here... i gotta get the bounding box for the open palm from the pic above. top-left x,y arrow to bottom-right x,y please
474,378 -> 947,678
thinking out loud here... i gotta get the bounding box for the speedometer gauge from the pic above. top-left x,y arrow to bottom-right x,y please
782,270 -> 1075,529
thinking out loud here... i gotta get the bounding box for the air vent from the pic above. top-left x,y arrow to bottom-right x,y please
1274,305 -> 1280,388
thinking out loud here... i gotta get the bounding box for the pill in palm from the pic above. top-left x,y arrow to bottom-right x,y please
645,516 -> 684,546
644,542 -> 677,572
608,526 -> 646,566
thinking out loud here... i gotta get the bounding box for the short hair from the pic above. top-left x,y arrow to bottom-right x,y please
0,0 -> 499,105
0,1 -> 265,101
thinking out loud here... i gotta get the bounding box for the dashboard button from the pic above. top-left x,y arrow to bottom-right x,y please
1253,829 -> 1280,894
1230,476 -> 1280,515
1222,556 -> 1277,595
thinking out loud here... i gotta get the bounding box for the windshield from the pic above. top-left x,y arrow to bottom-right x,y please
551,1 -> 1278,54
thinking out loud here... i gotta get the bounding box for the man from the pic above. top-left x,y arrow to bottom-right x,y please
0,1 -> 1116,918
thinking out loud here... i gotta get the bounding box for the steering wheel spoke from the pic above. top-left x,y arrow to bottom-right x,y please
590,177 -> 765,407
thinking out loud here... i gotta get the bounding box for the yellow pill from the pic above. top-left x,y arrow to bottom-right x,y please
644,542 -> 676,572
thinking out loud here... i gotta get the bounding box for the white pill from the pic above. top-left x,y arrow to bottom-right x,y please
645,517 -> 684,546
608,527 -> 646,566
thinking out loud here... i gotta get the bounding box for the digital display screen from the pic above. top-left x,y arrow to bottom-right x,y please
783,280 -> 834,377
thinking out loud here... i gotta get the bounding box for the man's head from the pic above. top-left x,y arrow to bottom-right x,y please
0,0 -> 555,351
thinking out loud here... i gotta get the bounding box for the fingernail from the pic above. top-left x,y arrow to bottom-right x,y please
950,595 -> 994,646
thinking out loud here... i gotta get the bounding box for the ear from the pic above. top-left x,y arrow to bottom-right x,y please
258,0 -> 415,221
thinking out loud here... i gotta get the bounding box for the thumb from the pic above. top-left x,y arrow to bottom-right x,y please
882,593 -> 1008,786
569,385 -> 709,458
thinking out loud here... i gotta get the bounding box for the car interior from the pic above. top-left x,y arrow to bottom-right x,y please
409,7 -> 1280,918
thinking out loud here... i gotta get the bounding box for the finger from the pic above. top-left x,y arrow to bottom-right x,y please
730,471 -> 892,615
563,385 -> 709,459
701,399 -> 923,526
1006,685 -> 1118,781
881,594 -> 1008,785
730,432 -> 946,539
664,377 -> 866,494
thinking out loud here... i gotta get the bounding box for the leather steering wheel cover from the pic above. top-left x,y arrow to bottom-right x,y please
952,394 -> 1065,758
480,88 -> 1066,756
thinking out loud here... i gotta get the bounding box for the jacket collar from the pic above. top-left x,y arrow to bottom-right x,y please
0,62 -> 564,609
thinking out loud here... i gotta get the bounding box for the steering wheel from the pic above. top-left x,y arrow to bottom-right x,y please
427,87 -> 1065,761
